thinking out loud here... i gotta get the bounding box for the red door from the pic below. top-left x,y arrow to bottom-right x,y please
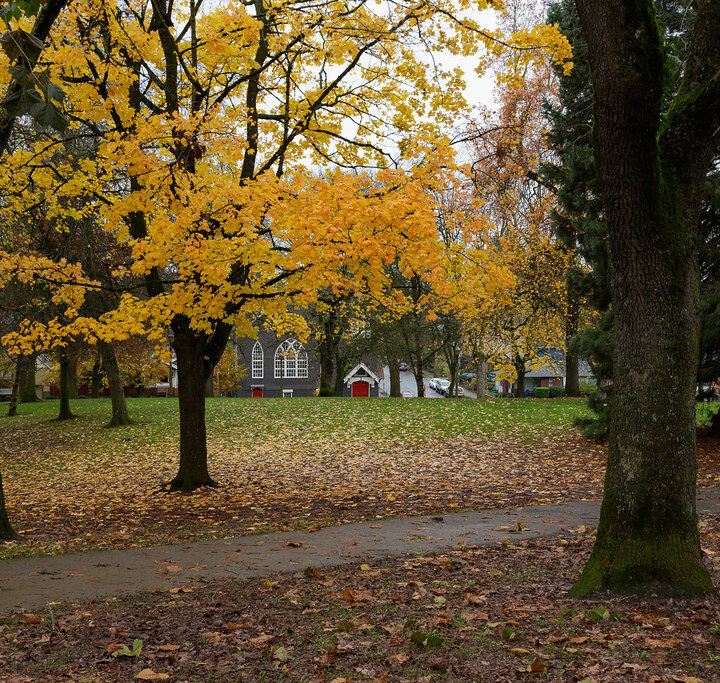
252,388 -> 263,398
352,381 -> 370,397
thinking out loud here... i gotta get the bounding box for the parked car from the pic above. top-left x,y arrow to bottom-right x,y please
435,379 -> 451,396
428,377 -> 443,392
399,362 -> 410,371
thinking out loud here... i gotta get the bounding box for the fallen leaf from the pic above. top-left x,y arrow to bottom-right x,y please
135,669 -> 169,680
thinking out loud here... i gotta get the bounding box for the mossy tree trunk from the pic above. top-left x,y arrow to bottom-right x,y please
56,353 -> 75,421
98,340 -> 132,427
570,0 -> 720,597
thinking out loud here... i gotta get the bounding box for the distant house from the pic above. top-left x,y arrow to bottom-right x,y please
342,362 -> 381,397
235,329 -> 320,398
495,349 -> 595,394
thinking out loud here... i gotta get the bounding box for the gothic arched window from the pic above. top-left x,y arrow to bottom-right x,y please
251,341 -> 264,379
274,339 -> 308,379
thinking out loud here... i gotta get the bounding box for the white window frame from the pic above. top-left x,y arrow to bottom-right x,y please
274,339 -> 308,379
251,341 -> 264,379
282,389 -> 294,398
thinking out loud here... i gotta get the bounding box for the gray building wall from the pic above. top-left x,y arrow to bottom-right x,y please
235,329 -> 320,398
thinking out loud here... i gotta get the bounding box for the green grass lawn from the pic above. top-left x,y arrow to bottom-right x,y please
3,395 -> 595,446
0,396 -> 716,559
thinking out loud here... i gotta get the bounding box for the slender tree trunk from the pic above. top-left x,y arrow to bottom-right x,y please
167,325 -> 217,491
318,337 -> 335,395
0,471 -> 18,541
56,354 -> 74,420
18,353 -> 39,403
565,291 -> 581,396
513,355 -> 526,398
476,359 -> 487,399
7,363 -> 19,417
89,355 -> 102,398
98,341 -> 132,427
387,357 -> 402,397
413,357 -> 425,398
333,349 -> 345,396
570,0 -> 718,597
67,352 -> 79,399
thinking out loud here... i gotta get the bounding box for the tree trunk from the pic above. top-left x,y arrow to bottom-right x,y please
56,354 -> 75,420
708,409 -> 720,438
333,349 -> 345,396
570,0 -> 719,597
513,355 -> 526,398
318,337 -> 335,395
67,352 -> 79,399
476,360 -> 487,399
387,358 -> 402,397
167,324 -> 217,491
18,353 -> 39,402
7,364 -> 19,417
0,471 -> 19,541
565,292 -> 581,396
410,354 -> 424,397
98,340 -> 132,427
89,355 -> 102,398
204,374 -> 214,398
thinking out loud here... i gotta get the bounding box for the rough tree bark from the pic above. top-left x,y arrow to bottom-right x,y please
387,357 -> 402,397
165,316 -> 232,491
17,353 -> 39,402
97,340 -> 132,427
56,353 -> 75,421
570,0 -> 720,597
475,359 -> 487,399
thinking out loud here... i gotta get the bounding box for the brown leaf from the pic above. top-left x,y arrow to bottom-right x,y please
135,670 -> 170,681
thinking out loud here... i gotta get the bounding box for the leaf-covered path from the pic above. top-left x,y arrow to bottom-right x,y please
2,488 -> 720,615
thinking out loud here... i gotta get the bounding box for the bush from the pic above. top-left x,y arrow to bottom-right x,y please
579,381 -> 597,396
548,386 -> 565,398
533,387 -> 549,398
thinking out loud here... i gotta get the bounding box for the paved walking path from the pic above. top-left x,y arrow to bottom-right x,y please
3,488 -> 720,613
